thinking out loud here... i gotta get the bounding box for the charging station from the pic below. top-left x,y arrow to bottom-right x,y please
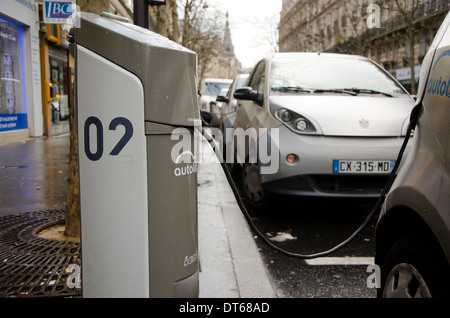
74,12 -> 200,297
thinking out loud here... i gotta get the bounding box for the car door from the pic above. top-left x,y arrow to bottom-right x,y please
234,60 -> 266,162
235,60 -> 265,128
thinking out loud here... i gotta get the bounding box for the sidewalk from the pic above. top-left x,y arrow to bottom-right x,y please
198,135 -> 276,298
0,133 -> 277,298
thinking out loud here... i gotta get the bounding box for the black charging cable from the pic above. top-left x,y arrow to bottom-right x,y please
199,104 -> 420,259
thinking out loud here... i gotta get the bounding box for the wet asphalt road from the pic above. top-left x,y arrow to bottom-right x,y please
242,195 -> 379,298
0,135 -> 69,216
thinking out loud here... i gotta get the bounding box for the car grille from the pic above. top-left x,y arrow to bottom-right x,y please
310,174 -> 389,193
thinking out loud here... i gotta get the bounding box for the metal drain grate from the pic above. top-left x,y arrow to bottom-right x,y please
0,210 -> 81,298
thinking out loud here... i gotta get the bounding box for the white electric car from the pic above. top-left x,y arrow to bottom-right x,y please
375,11 -> 450,298
230,52 -> 415,209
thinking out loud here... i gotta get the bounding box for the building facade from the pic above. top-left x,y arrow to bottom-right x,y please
278,0 -> 450,93
0,0 -> 138,145
0,0 -> 42,145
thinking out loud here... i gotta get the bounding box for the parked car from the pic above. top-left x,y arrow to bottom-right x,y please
210,87 -> 229,128
217,74 -> 249,132
199,78 -> 232,126
230,52 -> 415,209
216,74 -> 249,159
375,11 -> 450,298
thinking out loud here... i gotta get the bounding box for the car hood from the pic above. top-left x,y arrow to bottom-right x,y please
269,95 -> 415,137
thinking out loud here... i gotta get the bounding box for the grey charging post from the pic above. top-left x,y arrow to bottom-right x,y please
74,12 -> 200,297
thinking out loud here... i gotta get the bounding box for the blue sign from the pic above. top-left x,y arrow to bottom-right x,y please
43,0 -> 74,24
0,114 -> 27,132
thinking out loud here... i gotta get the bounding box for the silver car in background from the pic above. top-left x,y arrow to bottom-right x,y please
199,78 -> 232,126
199,78 -> 232,113
216,74 -> 249,159
231,52 -> 415,209
217,74 -> 249,132
210,87 -> 229,128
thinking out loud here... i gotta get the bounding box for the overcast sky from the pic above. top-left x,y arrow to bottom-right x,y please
207,0 -> 282,69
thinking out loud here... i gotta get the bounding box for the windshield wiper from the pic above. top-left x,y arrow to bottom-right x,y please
313,88 -> 358,96
345,88 -> 393,97
271,86 -> 313,93
272,86 -> 393,97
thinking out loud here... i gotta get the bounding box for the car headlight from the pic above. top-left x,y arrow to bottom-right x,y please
295,119 -> 308,132
275,108 -> 320,135
280,109 -> 292,122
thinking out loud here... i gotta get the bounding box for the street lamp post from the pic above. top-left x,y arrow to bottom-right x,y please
133,0 -> 166,29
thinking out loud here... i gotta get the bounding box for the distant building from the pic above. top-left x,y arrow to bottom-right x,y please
203,12 -> 242,82
278,0 -> 450,93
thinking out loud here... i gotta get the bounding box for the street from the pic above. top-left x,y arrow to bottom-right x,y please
232,182 -> 379,298
207,129 -> 381,298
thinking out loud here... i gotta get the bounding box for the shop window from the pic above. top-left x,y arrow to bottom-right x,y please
0,16 -> 27,132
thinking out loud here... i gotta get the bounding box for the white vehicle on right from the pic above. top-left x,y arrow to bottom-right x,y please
375,11 -> 450,298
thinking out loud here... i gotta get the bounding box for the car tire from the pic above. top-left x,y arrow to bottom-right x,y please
379,235 -> 450,298
241,161 -> 271,211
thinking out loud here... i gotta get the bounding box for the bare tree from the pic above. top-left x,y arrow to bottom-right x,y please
243,11 -> 279,54
151,0 -> 180,41
178,0 -> 226,84
339,0 -> 373,54
392,0 -> 421,94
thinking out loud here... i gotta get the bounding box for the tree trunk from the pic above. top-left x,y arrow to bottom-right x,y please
169,0 -> 179,42
64,0 -> 110,239
64,53 -> 80,238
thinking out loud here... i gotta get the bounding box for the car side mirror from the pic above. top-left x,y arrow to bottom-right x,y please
234,87 -> 258,101
234,87 -> 263,107
216,95 -> 229,103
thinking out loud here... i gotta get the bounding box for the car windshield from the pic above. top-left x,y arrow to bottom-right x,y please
202,82 -> 231,96
269,55 -> 407,97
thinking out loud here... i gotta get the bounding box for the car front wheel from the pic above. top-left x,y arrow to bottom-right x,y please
241,162 -> 270,210
379,235 -> 450,298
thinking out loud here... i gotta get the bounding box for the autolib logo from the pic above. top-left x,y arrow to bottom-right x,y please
427,49 -> 450,98
173,151 -> 198,177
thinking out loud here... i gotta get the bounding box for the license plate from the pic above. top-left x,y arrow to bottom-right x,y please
333,160 -> 395,174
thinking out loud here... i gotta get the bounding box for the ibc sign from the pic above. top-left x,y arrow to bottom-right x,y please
43,0 -> 75,24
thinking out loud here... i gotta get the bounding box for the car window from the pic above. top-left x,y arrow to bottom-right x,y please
226,79 -> 237,98
248,61 -> 265,105
269,56 -> 407,97
202,82 -> 231,96
227,75 -> 249,98
236,75 -> 249,89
